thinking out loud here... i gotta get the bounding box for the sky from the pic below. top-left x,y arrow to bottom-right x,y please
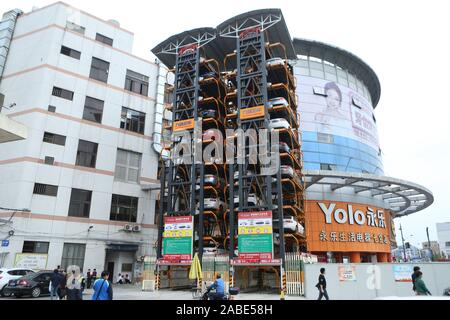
2,0 -> 449,249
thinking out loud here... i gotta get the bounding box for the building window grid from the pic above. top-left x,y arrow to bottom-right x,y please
75,140 -> 98,168
33,183 -> 58,196
124,70 -> 149,96
82,96 -> 104,123
115,149 -> 142,183
120,107 -> 146,134
89,57 -> 110,83
61,243 -> 86,271
43,132 -> 66,146
22,241 -> 49,254
68,188 -> 92,218
110,194 -> 139,222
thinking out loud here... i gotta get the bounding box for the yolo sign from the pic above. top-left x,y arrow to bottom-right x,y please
318,203 -> 386,228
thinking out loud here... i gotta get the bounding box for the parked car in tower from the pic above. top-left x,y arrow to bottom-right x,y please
196,174 -> 225,189
276,141 -> 291,154
266,57 -> 285,67
199,108 -> 219,119
201,198 -> 226,211
268,97 -> 289,108
281,165 -> 295,178
273,216 -> 304,234
269,118 -> 291,130
0,268 -> 35,297
4,270 -> 52,298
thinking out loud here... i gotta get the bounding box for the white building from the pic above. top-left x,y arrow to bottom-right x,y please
0,2 -> 170,280
436,223 -> 450,258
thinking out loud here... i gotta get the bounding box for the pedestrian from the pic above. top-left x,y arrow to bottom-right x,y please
415,271 -> 432,296
316,267 -> 329,300
58,271 -> 67,300
86,269 -> 92,289
411,266 -> 420,294
116,273 -> 123,284
91,271 -> 113,300
92,268 -> 98,283
49,269 -> 62,300
66,266 -> 82,300
124,274 -> 131,284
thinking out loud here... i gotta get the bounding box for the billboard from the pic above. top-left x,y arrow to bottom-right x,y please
162,216 -> 193,262
14,253 -> 48,270
238,211 -> 273,262
393,265 -> 414,282
338,266 -> 357,282
305,200 -> 391,253
296,76 -> 380,151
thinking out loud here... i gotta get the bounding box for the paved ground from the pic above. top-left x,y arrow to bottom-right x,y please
0,284 -> 305,300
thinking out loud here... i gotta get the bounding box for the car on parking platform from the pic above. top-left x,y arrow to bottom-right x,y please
266,57 -> 285,67
273,216 -> 304,234
268,97 -> 289,108
0,268 -> 35,297
4,270 -> 53,298
269,118 -> 291,130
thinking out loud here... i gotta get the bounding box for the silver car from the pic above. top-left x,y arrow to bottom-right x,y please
269,118 -> 291,130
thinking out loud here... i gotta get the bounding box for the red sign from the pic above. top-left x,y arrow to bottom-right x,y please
157,259 -> 192,265
164,216 -> 193,224
179,44 -> 198,55
239,27 -> 261,39
239,252 -> 272,260
238,211 -> 272,220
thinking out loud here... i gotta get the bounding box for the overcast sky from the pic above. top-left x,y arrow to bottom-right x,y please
2,0 -> 449,249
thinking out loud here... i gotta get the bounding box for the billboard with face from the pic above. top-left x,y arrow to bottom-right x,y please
295,75 -> 380,151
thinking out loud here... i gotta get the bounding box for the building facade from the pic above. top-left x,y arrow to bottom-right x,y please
436,223 -> 450,258
0,2 -> 169,279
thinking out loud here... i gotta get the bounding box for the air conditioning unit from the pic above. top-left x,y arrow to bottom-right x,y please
123,224 -> 133,232
132,225 -> 141,232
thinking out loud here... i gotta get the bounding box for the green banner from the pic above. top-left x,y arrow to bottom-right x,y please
238,234 -> 273,253
163,237 -> 192,255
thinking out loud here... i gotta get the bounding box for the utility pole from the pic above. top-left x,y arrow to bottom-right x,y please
399,224 -> 407,261
426,227 -> 432,261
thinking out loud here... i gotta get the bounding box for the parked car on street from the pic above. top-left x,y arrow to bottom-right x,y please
0,268 -> 35,297
4,270 -> 52,298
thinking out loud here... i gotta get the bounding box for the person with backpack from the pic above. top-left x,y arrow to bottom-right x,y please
316,267 -> 329,300
91,271 -> 113,300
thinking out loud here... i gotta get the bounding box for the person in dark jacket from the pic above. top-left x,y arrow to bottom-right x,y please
317,268 -> 329,300
91,271 -> 113,300
415,272 -> 432,296
86,269 -> 92,289
411,266 -> 420,294
58,271 -> 67,300
50,269 -> 62,300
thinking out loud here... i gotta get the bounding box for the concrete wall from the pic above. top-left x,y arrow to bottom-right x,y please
303,263 -> 450,299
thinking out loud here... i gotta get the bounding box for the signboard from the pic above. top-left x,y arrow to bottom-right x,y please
305,200 -> 391,253
240,105 -> 265,120
14,253 -> 48,270
173,119 -> 195,132
1,240 -> 9,247
338,266 -> 357,281
238,211 -> 273,262
393,265 -> 413,282
162,216 -> 193,262
295,76 -> 380,151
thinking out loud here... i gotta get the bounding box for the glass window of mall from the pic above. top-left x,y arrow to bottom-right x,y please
115,149 -> 141,183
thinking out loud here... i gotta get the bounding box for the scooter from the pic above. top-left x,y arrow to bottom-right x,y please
202,286 -> 240,300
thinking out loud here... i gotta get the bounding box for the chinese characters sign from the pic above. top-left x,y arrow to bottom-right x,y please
338,266 -> 357,281
162,216 -> 193,262
238,211 -> 273,262
305,201 -> 391,253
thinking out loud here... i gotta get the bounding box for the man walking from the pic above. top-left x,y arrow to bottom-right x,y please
411,266 -> 420,294
317,268 -> 329,300
49,269 -> 62,300
91,271 -> 113,300
86,269 -> 92,289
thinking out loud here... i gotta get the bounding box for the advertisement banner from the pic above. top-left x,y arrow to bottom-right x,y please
393,265 -> 414,282
14,253 -> 48,270
338,266 -> 357,281
162,216 -> 193,262
240,105 -> 265,120
238,211 -> 273,262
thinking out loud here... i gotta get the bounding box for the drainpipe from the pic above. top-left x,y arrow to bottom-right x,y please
152,60 -> 169,159
0,9 -> 23,82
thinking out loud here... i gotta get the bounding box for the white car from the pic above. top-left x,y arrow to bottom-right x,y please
0,268 -> 35,297
202,198 -> 226,211
268,97 -> 289,108
266,57 -> 285,67
234,193 -> 260,207
273,216 -> 304,234
269,118 -> 291,130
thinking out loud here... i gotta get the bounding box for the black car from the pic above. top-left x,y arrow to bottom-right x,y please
4,271 -> 52,298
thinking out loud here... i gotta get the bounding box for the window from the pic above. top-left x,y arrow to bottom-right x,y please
44,156 -> 55,165
82,96 -> 104,123
48,105 -> 56,112
52,86 -> 74,101
110,194 -> 138,222
76,140 -> 98,168
120,107 -> 145,134
43,132 -> 66,146
164,83 -> 173,104
115,149 -> 141,183
95,33 -> 113,46
61,243 -> 86,271
89,57 -> 109,83
125,69 -> 149,96
22,241 -> 49,253
320,163 -> 337,171
68,188 -> 92,218
121,263 -> 133,272
60,46 -> 81,60
446,242 -> 450,247
66,21 -> 85,35
317,133 -> 334,144
33,183 -> 58,196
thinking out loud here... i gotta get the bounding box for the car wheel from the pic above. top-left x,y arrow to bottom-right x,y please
31,287 -> 41,298
0,285 -> 11,297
